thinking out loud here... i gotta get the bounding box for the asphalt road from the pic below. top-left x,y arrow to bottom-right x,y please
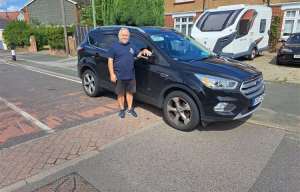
0,52 -> 300,191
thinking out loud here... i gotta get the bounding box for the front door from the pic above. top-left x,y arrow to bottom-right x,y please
131,35 -> 172,105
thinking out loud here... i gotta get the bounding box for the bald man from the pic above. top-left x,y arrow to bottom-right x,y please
108,28 -> 152,118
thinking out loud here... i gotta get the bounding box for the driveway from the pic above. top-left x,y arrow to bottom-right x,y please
245,52 -> 300,84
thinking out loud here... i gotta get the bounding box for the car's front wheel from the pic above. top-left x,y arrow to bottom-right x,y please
163,91 -> 200,131
82,69 -> 103,97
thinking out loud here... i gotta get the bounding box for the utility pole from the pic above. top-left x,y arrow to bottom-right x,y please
60,0 -> 70,55
92,0 -> 97,29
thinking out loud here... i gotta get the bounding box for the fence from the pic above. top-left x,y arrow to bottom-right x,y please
75,25 -> 93,47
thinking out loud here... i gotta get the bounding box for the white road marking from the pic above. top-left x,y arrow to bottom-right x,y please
0,97 -> 54,133
0,60 -> 81,84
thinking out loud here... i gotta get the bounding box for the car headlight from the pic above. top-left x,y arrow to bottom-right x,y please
195,74 -> 238,90
281,48 -> 293,53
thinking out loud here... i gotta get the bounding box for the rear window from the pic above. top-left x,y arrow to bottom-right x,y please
197,9 -> 242,32
88,31 -> 118,50
260,19 -> 266,33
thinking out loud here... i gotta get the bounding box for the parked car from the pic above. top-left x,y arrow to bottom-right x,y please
77,26 -> 265,131
277,33 -> 300,65
191,4 -> 272,60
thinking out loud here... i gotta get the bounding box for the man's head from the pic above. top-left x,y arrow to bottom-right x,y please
118,28 -> 130,44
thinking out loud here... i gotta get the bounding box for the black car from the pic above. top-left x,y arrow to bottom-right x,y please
77,26 -> 265,131
277,33 -> 300,65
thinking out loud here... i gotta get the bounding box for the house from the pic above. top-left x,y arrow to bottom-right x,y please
0,18 -> 8,50
21,0 -> 90,25
164,0 -> 300,39
0,11 -> 19,21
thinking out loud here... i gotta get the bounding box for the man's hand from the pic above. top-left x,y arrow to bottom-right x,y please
137,49 -> 152,59
110,73 -> 117,83
108,58 -> 117,83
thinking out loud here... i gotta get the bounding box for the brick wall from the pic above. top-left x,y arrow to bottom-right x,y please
165,0 -> 203,14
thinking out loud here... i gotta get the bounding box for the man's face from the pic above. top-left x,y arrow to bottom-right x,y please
119,29 -> 130,44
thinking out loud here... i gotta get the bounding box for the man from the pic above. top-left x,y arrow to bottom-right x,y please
108,28 -> 152,118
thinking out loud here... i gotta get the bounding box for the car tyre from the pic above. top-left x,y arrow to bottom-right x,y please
247,48 -> 257,60
163,91 -> 200,131
82,69 -> 103,97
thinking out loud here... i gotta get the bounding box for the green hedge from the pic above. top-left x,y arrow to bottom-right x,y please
3,21 -> 75,50
3,21 -> 31,49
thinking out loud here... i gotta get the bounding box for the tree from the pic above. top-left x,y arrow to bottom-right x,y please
80,0 -> 164,26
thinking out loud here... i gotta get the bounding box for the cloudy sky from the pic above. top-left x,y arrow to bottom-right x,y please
0,0 -> 27,11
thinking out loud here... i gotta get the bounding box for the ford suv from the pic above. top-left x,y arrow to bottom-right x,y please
77,26 -> 265,131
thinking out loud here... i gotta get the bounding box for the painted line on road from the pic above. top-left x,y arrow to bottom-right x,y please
0,97 -> 54,133
0,60 -> 81,84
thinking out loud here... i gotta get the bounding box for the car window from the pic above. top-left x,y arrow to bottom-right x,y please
259,19 -> 266,33
130,36 -> 149,52
88,31 -> 118,50
287,34 -> 300,44
88,31 -> 102,47
100,34 -> 118,50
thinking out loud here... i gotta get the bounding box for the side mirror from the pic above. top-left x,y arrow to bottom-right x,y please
279,38 -> 286,43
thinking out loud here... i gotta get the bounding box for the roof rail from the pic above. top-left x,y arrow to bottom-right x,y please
98,25 -> 145,33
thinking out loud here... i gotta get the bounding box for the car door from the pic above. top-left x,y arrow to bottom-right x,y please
86,30 -> 118,91
131,35 -> 173,106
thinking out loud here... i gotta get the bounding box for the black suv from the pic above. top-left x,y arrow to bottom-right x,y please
78,26 -> 265,131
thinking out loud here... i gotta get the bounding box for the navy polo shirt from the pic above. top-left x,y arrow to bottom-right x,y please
108,41 -> 138,80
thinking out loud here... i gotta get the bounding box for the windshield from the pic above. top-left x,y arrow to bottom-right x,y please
287,34 -> 300,44
149,31 -> 214,61
196,9 -> 242,32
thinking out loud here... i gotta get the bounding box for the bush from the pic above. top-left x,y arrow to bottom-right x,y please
47,26 -> 74,50
32,26 -> 49,50
3,21 -> 31,49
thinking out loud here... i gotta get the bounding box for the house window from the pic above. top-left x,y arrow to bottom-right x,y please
174,16 -> 194,36
283,9 -> 300,37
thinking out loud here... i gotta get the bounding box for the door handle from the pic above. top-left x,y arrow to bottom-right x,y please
160,73 -> 169,78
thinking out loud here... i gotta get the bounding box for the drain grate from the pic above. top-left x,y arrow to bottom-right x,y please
33,173 -> 100,192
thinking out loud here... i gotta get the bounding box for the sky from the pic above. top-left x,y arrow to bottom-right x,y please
0,0 -> 27,12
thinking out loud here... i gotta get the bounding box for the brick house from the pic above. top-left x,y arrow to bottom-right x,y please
164,0 -> 300,39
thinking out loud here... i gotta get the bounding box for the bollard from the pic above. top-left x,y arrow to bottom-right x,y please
11,49 -> 16,61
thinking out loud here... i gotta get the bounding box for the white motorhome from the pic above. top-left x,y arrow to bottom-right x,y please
191,4 -> 272,60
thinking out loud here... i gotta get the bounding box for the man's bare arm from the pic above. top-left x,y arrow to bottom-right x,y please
108,58 -> 117,83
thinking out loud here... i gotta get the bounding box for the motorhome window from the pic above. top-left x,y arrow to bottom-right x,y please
259,19 -> 266,33
236,9 -> 257,38
200,11 -> 234,31
226,9 -> 243,28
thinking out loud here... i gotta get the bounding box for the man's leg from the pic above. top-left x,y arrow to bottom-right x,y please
115,80 -> 126,118
117,94 -> 125,110
126,92 -> 133,110
126,80 -> 137,117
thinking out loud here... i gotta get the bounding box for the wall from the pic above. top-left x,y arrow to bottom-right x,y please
28,0 -> 78,25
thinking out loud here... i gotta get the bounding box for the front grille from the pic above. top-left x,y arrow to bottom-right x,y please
240,76 -> 264,99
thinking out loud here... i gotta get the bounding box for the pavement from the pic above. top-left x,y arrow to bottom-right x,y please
0,50 -> 299,192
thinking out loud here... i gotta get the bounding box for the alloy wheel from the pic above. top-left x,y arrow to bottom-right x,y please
167,97 -> 192,126
83,73 -> 96,95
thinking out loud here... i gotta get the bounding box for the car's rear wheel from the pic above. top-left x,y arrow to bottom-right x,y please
163,91 -> 200,131
82,69 -> 103,97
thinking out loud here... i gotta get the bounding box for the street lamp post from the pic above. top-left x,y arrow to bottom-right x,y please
92,0 -> 96,29
60,0 -> 70,55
